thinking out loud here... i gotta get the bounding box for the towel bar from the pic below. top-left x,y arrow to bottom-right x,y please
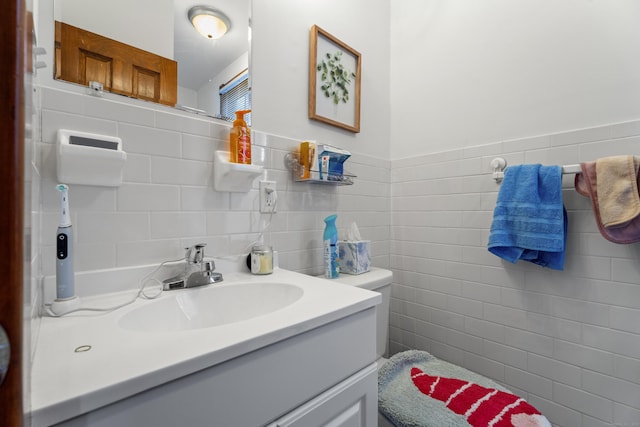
491,157 -> 581,182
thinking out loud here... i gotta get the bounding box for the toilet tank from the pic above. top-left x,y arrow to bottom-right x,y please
330,268 -> 392,359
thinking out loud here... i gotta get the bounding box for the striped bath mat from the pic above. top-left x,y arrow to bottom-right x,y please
378,350 -> 551,427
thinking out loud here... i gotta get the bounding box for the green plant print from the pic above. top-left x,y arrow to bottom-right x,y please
317,51 -> 356,105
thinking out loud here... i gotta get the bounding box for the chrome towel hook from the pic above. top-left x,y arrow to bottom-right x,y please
491,157 -> 507,183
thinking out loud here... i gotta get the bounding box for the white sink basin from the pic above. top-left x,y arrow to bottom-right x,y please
119,281 -> 304,332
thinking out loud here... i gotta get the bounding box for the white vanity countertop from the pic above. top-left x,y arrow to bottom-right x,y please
30,267 -> 381,427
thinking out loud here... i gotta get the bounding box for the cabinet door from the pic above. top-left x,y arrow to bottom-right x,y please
267,363 -> 378,427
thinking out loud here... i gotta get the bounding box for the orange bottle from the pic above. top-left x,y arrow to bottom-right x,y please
229,109 -> 251,164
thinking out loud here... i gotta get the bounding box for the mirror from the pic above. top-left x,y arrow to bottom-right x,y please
53,0 -> 250,120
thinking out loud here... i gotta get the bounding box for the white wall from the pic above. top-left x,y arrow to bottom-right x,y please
389,1 -> 640,425
252,0 -> 391,160
55,0 -> 174,58
32,0 -> 391,282
197,51 -> 249,116
390,0 -> 640,158
177,85 -> 198,108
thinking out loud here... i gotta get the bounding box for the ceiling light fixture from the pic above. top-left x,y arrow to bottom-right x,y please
188,6 -> 231,40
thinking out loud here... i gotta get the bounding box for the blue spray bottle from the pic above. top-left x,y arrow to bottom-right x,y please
323,214 -> 339,278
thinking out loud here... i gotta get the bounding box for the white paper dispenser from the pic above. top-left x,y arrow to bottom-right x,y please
56,129 -> 127,187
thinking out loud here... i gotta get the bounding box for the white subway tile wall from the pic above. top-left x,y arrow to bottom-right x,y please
35,87 -> 391,278
390,120 -> 640,426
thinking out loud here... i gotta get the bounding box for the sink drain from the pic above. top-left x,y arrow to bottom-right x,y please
74,345 -> 92,353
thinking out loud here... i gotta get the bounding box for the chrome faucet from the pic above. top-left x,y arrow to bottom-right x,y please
185,243 -> 206,265
162,243 -> 223,290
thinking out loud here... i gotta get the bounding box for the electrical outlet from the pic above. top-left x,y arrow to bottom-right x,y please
259,180 -> 277,213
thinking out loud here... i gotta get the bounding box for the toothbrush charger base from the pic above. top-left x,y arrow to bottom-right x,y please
50,296 -> 81,316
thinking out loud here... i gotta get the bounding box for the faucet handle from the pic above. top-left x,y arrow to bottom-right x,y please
203,260 -> 215,274
185,243 -> 207,264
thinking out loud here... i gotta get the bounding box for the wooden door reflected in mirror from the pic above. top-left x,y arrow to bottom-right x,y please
55,21 -> 177,106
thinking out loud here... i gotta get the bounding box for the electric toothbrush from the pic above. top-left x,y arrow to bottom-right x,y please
50,184 -> 80,315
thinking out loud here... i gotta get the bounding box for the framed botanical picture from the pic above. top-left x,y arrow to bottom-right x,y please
308,25 -> 361,133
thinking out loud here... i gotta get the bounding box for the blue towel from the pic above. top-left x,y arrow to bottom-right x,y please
488,164 -> 567,270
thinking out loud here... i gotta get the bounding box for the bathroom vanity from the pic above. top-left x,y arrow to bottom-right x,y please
31,266 -> 380,426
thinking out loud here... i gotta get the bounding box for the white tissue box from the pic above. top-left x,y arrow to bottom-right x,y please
338,240 -> 371,275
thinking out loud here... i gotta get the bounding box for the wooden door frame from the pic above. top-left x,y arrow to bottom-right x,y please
0,0 -> 26,425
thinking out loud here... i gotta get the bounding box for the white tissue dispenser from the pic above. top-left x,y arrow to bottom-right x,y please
338,240 -> 371,275
56,129 -> 127,187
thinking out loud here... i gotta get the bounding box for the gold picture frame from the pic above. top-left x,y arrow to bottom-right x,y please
309,25 -> 361,133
